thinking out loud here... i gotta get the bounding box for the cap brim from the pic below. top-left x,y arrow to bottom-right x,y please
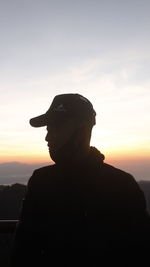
30,114 -> 48,127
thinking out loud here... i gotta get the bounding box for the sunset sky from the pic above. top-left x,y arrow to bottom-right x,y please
0,0 -> 150,180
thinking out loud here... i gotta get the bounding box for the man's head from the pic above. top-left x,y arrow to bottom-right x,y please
30,93 -> 96,164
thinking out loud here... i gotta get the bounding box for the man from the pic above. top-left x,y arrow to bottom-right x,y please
12,93 -> 150,265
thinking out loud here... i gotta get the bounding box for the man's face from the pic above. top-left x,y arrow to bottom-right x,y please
45,119 -> 78,163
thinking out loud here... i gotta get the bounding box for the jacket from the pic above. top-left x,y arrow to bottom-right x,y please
11,147 -> 150,265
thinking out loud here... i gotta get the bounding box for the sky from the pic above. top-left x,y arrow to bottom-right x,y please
0,0 -> 150,181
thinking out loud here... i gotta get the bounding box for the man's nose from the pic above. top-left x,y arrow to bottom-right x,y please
45,133 -> 49,142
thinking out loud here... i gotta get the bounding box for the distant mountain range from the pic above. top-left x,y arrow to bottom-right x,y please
0,161 -> 150,185
0,161 -> 51,185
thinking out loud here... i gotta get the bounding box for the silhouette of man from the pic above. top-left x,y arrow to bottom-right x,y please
12,94 -> 150,266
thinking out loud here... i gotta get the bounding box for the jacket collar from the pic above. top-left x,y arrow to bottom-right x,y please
56,146 -> 105,173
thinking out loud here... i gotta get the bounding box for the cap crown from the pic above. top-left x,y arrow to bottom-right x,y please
30,93 -> 96,127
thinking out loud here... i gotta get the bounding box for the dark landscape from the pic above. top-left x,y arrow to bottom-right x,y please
0,162 -> 150,266
0,181 -> 149,220
0,180 -> 150,266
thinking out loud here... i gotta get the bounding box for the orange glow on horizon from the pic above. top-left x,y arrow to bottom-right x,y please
0,154 -> 52,164
1,148 -> 150,165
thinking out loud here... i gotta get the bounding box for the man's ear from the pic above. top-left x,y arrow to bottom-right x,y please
75,126 -> 88,148
71,127 -> 82,149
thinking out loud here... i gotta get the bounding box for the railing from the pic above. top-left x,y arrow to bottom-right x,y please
0,220 -> 18,233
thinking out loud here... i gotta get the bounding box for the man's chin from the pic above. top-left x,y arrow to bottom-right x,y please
49,149 -> 64,164
49,147 -> 72,165
48,134 -> 76,164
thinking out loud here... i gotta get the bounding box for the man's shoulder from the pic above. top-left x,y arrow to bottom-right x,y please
101,162 -> 137,186
28,164 -> 56,186
102,162 -> 132,177
101,162 -> 144,194
34,164 -> 56,175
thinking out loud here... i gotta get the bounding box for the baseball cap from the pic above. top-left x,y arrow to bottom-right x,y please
30,93 -> 96,127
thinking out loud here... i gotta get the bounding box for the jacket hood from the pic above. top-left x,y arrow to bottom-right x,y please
87,146 -> 105,167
